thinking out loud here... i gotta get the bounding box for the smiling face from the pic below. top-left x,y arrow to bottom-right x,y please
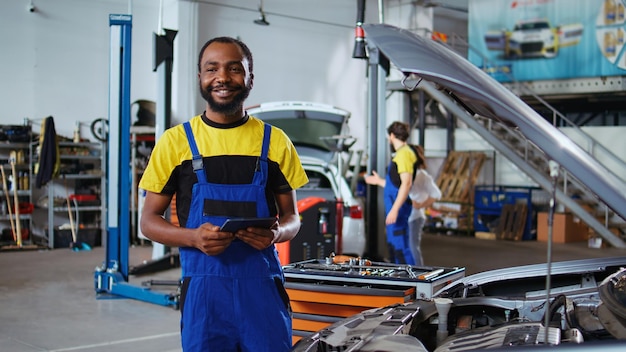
198,41 -> 254,122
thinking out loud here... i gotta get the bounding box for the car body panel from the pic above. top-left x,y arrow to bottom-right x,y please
297,156 -> 366,256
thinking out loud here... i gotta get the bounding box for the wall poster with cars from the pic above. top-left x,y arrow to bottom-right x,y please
468,0 -> 626,82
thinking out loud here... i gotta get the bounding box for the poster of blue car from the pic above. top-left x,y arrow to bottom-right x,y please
469,0 -> 626,82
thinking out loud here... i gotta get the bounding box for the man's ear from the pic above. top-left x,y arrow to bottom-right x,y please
249,73 -> 254,88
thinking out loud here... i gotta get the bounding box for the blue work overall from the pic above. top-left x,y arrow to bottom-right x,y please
179,122 -> 292,352
383,170 -> 415,265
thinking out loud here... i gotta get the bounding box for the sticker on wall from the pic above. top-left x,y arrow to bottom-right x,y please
469,0 -> 626,82
596,0 -> 626,69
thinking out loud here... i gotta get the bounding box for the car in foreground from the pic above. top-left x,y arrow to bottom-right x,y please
246,101 -> 366,257
292,256 -> 626,351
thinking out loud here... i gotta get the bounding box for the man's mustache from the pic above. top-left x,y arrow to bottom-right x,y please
211,84 -> 240,91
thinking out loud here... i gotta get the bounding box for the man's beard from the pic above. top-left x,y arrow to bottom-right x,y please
200,83 -> 251,115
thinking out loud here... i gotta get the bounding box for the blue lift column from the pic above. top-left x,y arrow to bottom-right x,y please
94,14 -> 178,308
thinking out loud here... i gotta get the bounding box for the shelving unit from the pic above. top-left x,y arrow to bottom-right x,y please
130,125 -> 155,243
0,141 -> 33,246
36,141 -> 106,249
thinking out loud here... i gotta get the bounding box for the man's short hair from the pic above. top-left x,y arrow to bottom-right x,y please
197,36 -> 254,74
387,121 -> 410,141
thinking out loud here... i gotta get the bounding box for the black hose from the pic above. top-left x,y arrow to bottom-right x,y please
90,118 -> 108,142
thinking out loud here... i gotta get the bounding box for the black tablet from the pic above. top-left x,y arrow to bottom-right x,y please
219,217 -> 277,232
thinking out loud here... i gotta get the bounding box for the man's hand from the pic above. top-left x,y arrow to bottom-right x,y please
364,171 -> 382,186
386,208 -> 399,225
192,223 -> 236,256
235,222 -> 279,250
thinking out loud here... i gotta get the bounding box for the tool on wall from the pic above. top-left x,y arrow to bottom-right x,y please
9,151 -> 22,247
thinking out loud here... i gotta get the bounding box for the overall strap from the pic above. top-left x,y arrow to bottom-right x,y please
260,123 -> 271,160
183,121 -> 208,184
253,123 -> 272,186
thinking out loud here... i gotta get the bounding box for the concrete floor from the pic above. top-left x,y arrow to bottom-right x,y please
1,233 -> 625,352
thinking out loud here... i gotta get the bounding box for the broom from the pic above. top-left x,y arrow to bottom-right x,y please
0,166 -> 17,243
64,176 -> 91,251
9,151 -> 22,247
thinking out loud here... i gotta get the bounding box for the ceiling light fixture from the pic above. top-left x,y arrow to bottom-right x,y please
254,0 -> 270,26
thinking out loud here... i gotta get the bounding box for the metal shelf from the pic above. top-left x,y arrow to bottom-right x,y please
0,214 -> 32,221
0,190 -> 31,197
59,155 -> 102,160
42,140 -> 106,249
0,142 -> 30,149
52,205 -> 102,212
0,137 -> 34,247
58,173 -> 103,180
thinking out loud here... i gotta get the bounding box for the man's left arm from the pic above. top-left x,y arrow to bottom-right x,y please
272,190 -> 301,243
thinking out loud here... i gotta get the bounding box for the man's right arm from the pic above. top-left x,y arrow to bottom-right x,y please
140,191 -> 235,255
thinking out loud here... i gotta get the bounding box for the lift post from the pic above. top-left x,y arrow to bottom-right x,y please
129,28 -> 180,275
93,13 -> 178,308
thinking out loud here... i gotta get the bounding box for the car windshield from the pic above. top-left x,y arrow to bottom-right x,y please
250,110 -> 344,152
514,21 -> 550,30
297,169 -> 336,201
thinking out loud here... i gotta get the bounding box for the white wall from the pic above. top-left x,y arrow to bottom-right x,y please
1,0 -> 161,138
0,0 -> 381,153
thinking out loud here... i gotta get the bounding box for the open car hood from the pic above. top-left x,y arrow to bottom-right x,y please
361,23 -> 626,220
246,101 -> 352,164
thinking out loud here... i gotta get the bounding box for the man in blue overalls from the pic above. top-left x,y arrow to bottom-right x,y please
365,121 -> 417,264
139,37 -> 308,351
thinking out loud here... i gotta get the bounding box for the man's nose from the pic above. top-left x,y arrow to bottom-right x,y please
215,68 -> 230,83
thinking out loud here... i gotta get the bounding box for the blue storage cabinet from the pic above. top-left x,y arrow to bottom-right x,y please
474,185 -> 535,240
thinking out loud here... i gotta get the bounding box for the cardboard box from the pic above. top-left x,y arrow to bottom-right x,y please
537,212 -> 588,243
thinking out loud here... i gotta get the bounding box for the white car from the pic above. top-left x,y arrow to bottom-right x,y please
246,101 -> 366,257
507,18 -> 558,58
485,18 -> 583,60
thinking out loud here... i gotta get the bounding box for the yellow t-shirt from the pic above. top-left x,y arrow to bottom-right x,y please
388,144 -> 418,188
139,114 -> 308,227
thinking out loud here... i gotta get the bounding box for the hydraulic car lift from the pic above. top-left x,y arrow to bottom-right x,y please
93,14 -> 179,308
